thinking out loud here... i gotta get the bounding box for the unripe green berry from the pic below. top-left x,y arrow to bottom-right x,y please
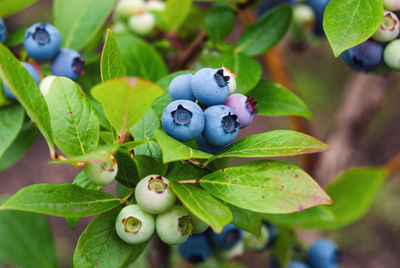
84,155 -> 118,186
384,39 -> 400,69
293,4 -> 316,34
115,0 -> 145,21
384,0 -> 400,11
146,0 -> 165,12
39,75 -> 57,97
115,205 -> 155,244
242,225 -> 269,251
191,214 -> 208,234
373,11 -> 399,42
135,175 -> 176,214
156,206 -> 193,245
128,12 -> 155,36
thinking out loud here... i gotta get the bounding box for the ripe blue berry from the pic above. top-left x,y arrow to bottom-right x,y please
115,205 -> 155,244
191,68 -> 230,106
242,225 -> 269,251
84,155 -> 118,186
195,134 -> 227,154
203,105 -> 239,147
373,11 -> 399,42
135,175 -> 176,214
24,23 -> 61,60
161,100 -> 205,142
289,261 -> 310,268
156,206 -> 193,245
2,62 -> 40,100
224,94 -> 257,128
384,0 -> 400,11
168,73 -> 195,101
346,40 -> 383,71
178,233 -> 212,264
0,17 -> 7,43
51,48 -> 84,81
307,239 -> 341,268
209,223 -> 243,250
306,0 -> 330,35
384,39 -> 400,69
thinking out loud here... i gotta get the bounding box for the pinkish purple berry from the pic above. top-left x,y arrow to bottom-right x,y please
224,94 -> 257,128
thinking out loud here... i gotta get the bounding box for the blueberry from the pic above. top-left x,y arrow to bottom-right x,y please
135,175 -> 176,214
0,17 -> 7,43
156,205 -> 193,245
24,23 -> 61,60
209,223 -> 243,250
51,48 -> 84,81
128,12 -> 156,36
384,0 -> 400,11
289,261 -> 311,268
178,233 -> 212,264
340,50 -> 364,72
161,100 -> 205,142
191,68 -> 230,106
84,155 -> 118,186
307,239 -> 341,268
224,94 -> 257,128
195,134 -> 227,155
345,40 -> 383,71
242,225 -> 269,251
39,75 -> 57,97
115,0 -> 146,21
373,11 -> 400,42
203,105 -> 239,147
384,39 -> 400,69
168,73 -> 195,101
2,62 -> 40,100
306,0 -> 330,35
115,204 -> 155,244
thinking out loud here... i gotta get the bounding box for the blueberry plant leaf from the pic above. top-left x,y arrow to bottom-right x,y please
236,5 -> 292,56
0,0 -> 37,17
207,130 -> 331,163
204,2 -> 235,43
0,44 -> 54,149
0,198 -> 57,268
212,52 -> 262,94
1,184 -> 121,217
73,206 -> 147,268
51,144 -> 119,165
0,105 -> 24,158
323,0 -> 384,57
4,28 -> 27,47
54,0 -> 115,51
154,128 -> 212,163
116,33 -> 168,81
271,226 -> 296,268
91,78 -> 163,136
248,80 -> 312,120
200,160 -> 332,214
134,155 -> 162,178
114,148 -> 140,188
130,108 -> 160,141
229,204 -> 262,236
162,0 -> 193,32
101,29 -> 126,82
46,77 -> 100,156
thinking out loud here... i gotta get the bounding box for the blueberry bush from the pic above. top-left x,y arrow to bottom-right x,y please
0,0 -> 399,267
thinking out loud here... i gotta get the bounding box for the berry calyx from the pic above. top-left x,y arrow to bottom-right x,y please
214,68 -> 230,87
221,113 -> 240,134
171,105 -> 193,126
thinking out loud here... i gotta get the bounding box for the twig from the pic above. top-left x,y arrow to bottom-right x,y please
385,152 -> 400,177
162,30 -> 184,53
186,159 -> 205,168
173,31 -> 208,71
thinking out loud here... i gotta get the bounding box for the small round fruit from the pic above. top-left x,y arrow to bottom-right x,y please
128,12 -> 155,36
2,62 -> 40,100
307,239 -> 341,268
203,105 -> 239,146
146,0 -> 165,12
347,40 -> 383,70
372,11 -> 399,42
169,73 -> 195,101
39,75 -> 57,97
209,223 -> 243,250
135,175 -> 176,214
242,225 -> 269,251
24,23 -> 61,60
292,4 -> 316,36
161,100 -> 205,142
191,214 -> 208,234
156,206 -> 193,245
384,0 -> 400,11
84,155 -> 118,186
0,17 -> 7,43
289,261 -> 310,268
112,22 -> 129,34
115,0 -> 146,20
191,68 -> 230,106
115,205 -> 155,244
195,134 -> 227,155
51,48 -> 84,81
221,65 -> 237,94
224,94 -> 257,128
178,233 -> 212,264
384,39 -> 400,69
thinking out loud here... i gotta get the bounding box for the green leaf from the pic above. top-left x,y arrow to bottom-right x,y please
0,105 -> 24,158
212,52 -> 262,94
116,33 -> 168,81
73,207 -> 147,268
154,128 -> 212,163
162,0 -> 193,31
247,81 -> 312,120
134,141 -> 163,164
91,78 -> 163,135
0,205 -> 57,268
134,155 -> 162,179
130,108 -> 160,141
323,0 -> 384,57
271,226 -> 295,268
54,0 -> 115,51
4,28 -> 27,47
236,5 -> 292,56
1,184 -> 121,217
122,140 -> 150,151
46,77 -> 99,156
200,160 -> 332,214
207,130 -> 330,163
51,144 -> 119,165
0,44 -> 53,149
204,3 -> 235,43
114,148 -> 139,188
101,29 -> 126,82
0,0 -> 37,17
229,204 -> 262,236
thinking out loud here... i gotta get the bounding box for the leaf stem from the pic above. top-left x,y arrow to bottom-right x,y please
178,179 -> 200,184
186,159 -> 206,168
121,189 -> 135,205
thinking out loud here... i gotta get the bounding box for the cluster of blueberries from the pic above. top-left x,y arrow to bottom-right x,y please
0,19 -> 84,100
162,67 -> 257,153
113,0 -> 165,36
